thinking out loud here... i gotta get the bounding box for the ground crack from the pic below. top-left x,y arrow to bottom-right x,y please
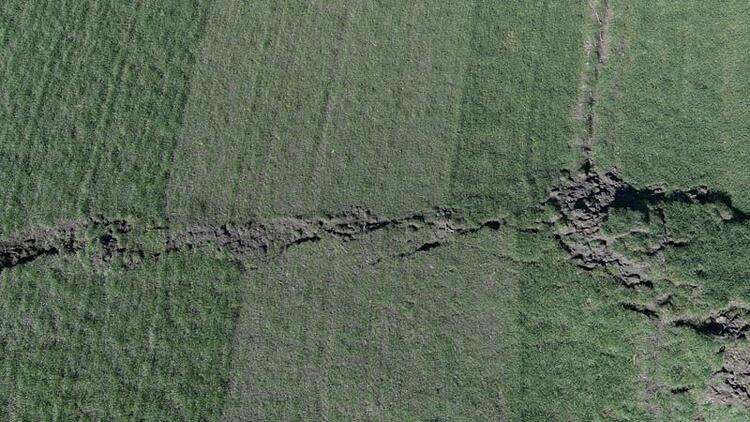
706,346 -> 750,407
672,304 -> 750,340
547,165 -> 747,287
0,207 -> 502,273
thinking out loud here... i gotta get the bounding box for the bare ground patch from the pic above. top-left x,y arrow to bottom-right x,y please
707,346 -> 750,407
0,207 -> 503,273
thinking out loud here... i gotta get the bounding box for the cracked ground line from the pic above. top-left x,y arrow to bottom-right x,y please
0,207 -> 504,273
566,2 -> 750,404
574,0 -> 610,162
669,304 -> 750,409
568,1 -> 668,414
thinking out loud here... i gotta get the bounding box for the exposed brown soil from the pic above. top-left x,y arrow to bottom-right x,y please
594,0 -> 611,65
0,216 -> 131,271
622,294 -> 672,320
707,346 -> 750,406
547,163 -> 748,287
548,166 -> 649,286
673,304 -> 750,340
0,207 -> 502,273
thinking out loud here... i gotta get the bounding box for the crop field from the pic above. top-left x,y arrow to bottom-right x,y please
593,1 -> 750,210
166,0 -> 586,223
3,0 -> 750,420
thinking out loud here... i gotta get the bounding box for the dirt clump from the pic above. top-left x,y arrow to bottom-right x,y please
708,346 -> 750,406
674,305 -> 750,339
0,207 -> 502,271
0,222 -> 82,271
622,294 -> 672,320
0,216 -> 135,272
548,166 -> 649,286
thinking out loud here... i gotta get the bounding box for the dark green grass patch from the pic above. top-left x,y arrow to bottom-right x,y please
0,250 -> 243,420
0,0 -> 208,233
594,0 -> 750,210
449,1 -> 587,221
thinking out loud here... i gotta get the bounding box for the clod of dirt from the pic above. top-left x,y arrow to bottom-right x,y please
321,207 -> 391,240
0,217 -> 137,273
674,305 -> 750,339
547,162 -> 748,287
708,347 -> 750,406
548,166 -> 650,286
1,207 -> 500,272
622,294 -> 672,320
0,222 -> 81,270
549,166 -> 622,235
99,234 -> 120,263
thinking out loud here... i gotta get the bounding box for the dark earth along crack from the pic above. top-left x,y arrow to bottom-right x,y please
672,304 -> 750,340
0,207 -> 503,273
546,163 -> 748,287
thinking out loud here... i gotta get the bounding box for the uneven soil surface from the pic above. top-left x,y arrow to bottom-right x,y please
708,346 -> 750,406
4,1 -> 750,417
0,207 -> 503,273
4,170 -> 750,417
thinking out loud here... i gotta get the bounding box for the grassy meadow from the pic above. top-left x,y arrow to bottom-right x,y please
0,0 -> 208,233
593,0 -> 750,210
223,227 -> 649,420
3,0 -> 750,420
0,250 -> 243,420
166,0 -> 587,224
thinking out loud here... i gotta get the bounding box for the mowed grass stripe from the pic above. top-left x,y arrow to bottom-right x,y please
167,1 -> 474,223
449,1 -> 587,220
167,1 -> 330,222
312,1 -> 473,216
594,1 -> 750,209
0,0 -> 87,229
0,251 -> 244,420
0,1 -> 210,233
222,231 -> 516,420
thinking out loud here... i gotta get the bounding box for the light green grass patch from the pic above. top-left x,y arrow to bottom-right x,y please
167,0 -> 475,223
0,250 -> 243,420
0,0 -> 208,232
223,230 -> 517,420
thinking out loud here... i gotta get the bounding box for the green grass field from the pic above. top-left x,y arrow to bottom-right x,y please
594,1 -> 750,210
0,250 -> 243,420
0,1 -> 209,233
3,1 -> 750,420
